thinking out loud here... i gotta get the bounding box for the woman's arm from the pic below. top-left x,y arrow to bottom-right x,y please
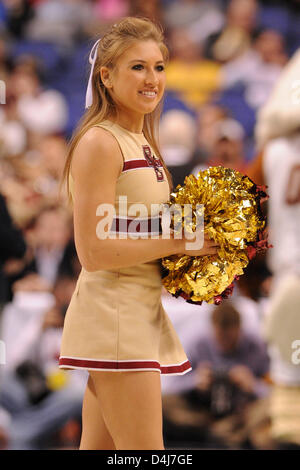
71,127 -> 217,271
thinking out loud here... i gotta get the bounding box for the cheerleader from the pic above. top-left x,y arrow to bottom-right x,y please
59,17 -> 219,450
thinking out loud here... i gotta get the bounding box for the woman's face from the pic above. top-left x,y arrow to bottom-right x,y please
102,40 -> 166,117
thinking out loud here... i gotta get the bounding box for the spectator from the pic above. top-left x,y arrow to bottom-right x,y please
2,204 -> 78,303
0,110 -> 27,157
163,0 -> 224,45
159,110 -> 199,188
162,301 -> 271,449
33,134 -> 69,202
3,0 -> 34,40
0,155 -> 50,228
24,0 -> 94,47
206,0 -> 259,63
192,118 -> 246,175
166,28 -> 221,109
0,273 -> 86,449
221,29 -> 288,110
0,191 -> 26,306
37,134 -> 67,180
129,0 -> 163,24
6,58 -> 68,135
195,103 -> 228,154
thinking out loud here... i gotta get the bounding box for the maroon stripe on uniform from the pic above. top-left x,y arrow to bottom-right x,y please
111,216 -> 161,233
58,357 -> 192,374
59,358 -> 161,370
160,361 -> 192,374
122,159 -> 163,172
123,160 -> 148,171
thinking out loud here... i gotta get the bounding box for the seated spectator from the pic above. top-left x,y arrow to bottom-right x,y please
0,273 -> 86,449
93,0 -> 129,24
22,205 -> 75,285
221,29 -> 288,110
159,110 -> 199,188
0,56 -> 29,158
166,28 -> 221,109
129,0 -> 163,24
234,256 -> 272,335
0,126 -> 70,228
24,0 -> 93,47
163,0 -> 224,45
0,191 -> 26,307
2,0 -> 34,40
192,118 -> 247,175
162,302 -> 271,449
34,134 -> 69,202
7,59 -> 68,135
0,407 -> 10,449
0,111 -> 27,157
0,154 -> 51,228
195,103 -> 228,155
2,204 -> 79,302
206,0 -> 258,63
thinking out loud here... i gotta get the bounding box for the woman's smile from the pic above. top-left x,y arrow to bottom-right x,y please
138,90 -> 158,99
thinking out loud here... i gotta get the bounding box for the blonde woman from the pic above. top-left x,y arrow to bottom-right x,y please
59,17 -> 219,450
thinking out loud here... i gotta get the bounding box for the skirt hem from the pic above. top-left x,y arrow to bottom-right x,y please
58,356 -> 192,376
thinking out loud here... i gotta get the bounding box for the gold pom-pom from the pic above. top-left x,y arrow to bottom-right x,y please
161,166 -> 270,305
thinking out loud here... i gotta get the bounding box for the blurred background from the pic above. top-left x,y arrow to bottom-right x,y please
0,0 -> 300,450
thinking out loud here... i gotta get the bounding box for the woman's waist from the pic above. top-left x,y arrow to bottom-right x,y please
80,259 -> 163,287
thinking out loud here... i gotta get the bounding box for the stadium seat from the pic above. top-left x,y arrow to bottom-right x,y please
257,5 -> 290,35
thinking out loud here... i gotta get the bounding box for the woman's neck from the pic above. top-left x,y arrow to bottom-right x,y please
107,110 -> 144,134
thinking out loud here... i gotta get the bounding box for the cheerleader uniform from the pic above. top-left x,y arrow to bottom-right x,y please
59,120 -> 192,375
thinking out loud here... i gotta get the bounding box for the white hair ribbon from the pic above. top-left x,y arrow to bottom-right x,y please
85,38 -> 101,109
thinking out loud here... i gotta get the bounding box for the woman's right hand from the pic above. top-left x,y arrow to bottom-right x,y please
175,231 -> 220,257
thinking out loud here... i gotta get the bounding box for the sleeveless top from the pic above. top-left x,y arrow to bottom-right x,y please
69,119 -> 170,248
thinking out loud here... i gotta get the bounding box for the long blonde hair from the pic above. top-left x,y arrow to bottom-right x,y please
61,17 -> 172,204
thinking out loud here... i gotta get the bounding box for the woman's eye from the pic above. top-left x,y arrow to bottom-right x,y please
132,64 -> 165,71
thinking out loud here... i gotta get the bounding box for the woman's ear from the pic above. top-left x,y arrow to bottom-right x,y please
100,66 -> 113,89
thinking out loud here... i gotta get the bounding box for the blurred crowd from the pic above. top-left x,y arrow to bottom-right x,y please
0,0 -> 300,450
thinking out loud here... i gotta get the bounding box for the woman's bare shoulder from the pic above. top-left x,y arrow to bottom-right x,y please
71,126 -> 123,180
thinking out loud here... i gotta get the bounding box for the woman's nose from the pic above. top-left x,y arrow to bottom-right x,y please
145,69 -> 159,86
